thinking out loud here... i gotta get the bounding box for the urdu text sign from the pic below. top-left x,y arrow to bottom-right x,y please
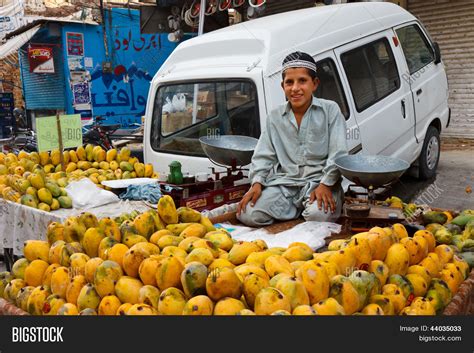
36,114 -> 83,152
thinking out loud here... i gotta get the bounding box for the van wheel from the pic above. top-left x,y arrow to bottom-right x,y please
418,126 -> 440,180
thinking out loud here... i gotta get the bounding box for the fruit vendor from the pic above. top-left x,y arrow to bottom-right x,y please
237,51 -> 348,226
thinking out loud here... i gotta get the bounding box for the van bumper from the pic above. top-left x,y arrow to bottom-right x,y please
446,107 -> 451,128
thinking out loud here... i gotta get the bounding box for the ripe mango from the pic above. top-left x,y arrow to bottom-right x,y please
292,305 -> 318,315
200,216 -> 216,233
177,207 -> 202,223
79,212 -> 99,229
122,242 -> 159,277
181,261 -> 208,298
84,257 -> 104,284
385,243 -> 410,276
24,259 -> 49,287
98,295 -> 122,316
206,267 -> 242,302
23,240 -> 49,262
329,275 -> 360,315
275,276 -> 310,310
346,236 -> 372,268
42,294 -> 66,315
119,147 -> 131,161
138,285 -> 160,309
180,223 -> 207,239
77,283 -> 101,311
16,286 -> 35,312
99,217 -> 121,242
158,195 -> 178,224
82,228 -> 105,258
158,287 -> 187,315
362,303 -> 384,315
115,276 -> 143,304
435,245 -> 454,266
242,273 -> 269,309
155,256 -> 184,291
39,151 -> 50,166
63,217 -> 87,243
282,243 -> 314,262
138,257 -> 161,286
382,283 -> 407,314
50,266 -> 70,298
66,275 -> 87,306
228,241 -> 260,265
42,264 -> 60,288
94,260 -> 124,297
185,248 -> 214,266
57,303 -> 79,315
27,285 -> 51,315
368,260 -> 389,286
296,261 -> 329,305
12,258 -> 30,280
388,274 -> 414,300
369,294 -> 395,315
233,263 -> 269,283
122,234 -> 147,248
98,237 -> 119,260
254,287 -> 291,315
214,297 -> 246,315
4,279 -> 26,303
406,273 -> 428,297
182,295 -> 214,315
264,255 -> 293,277
392,223 -> 408,241
133,212 -> 156,239
107,243 -> 129,270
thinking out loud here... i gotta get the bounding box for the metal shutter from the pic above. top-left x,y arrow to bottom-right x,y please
408,0 -> 474,138
19,45 -> 67,110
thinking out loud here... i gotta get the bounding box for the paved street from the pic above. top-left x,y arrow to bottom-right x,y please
392,146 -> 474,211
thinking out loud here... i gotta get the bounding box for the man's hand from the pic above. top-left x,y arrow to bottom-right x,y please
237,183 -> 262,216
309,183 -> 336,213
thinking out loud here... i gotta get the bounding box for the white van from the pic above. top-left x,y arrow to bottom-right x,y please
143,2 -> 449,182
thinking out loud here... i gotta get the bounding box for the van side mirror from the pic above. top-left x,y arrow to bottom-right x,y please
433,42 -> 441,64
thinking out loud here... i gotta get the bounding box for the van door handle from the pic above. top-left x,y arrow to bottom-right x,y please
401,99 -> 406,119
416,88 -> 423,96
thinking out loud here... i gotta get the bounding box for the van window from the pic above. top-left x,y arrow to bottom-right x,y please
396,24 -> 435,75
150,80 -> 260,156
314,58 -> 350,120
341,38 -> 400,112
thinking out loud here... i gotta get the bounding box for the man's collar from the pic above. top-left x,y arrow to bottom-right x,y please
283,97 -> 323,116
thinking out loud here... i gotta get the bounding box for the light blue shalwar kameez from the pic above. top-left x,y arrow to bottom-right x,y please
237,97 -> 349,227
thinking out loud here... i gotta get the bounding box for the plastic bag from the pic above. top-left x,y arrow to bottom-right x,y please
65,178 -> 120,209
226,221 -> 342,251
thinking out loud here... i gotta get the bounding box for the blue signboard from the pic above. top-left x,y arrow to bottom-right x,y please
0,93 -> 14,139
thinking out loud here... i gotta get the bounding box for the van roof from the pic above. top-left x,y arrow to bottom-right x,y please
156,2 -> 415,81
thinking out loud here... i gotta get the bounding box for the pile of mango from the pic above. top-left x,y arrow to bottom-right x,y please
421,209 -> 474,266
0,145 -> 157,212
0,151 -> 72,211
0,196 -> 471,315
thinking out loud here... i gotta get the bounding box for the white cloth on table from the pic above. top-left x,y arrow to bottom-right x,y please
0,199 -> 152,256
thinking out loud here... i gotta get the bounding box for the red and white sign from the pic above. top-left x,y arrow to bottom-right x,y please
28,47 -> 55,74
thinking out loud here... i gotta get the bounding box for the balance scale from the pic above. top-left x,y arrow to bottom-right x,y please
159,135 -> 258,212
335,155 -> 410,232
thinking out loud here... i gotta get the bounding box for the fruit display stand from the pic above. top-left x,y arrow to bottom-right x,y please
0,191 -> 472,316
0,198 -> 152,270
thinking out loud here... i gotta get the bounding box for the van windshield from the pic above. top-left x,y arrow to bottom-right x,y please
150,80 -> 261,157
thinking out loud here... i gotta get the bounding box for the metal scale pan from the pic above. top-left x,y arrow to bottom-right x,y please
199,135 -> 259,168
335,154 -> 410,189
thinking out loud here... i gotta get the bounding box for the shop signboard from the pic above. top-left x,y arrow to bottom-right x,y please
28,46 -> 55,74
66,32 -> 84,57
0,93 -> 14,138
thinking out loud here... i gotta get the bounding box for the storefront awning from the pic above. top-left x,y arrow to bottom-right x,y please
0,25 -> 40,60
